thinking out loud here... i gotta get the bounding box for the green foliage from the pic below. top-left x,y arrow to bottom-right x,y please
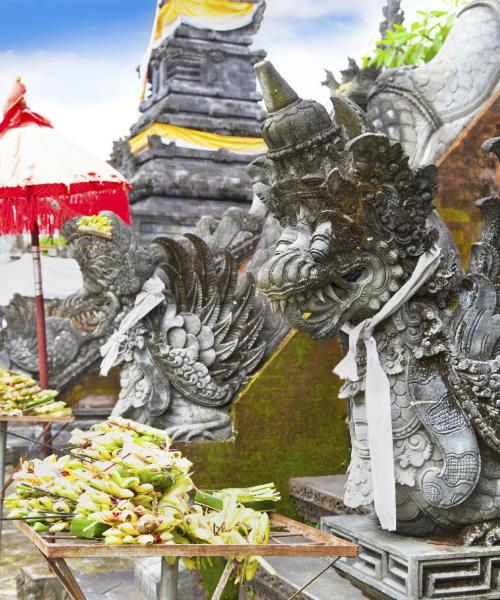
200,558 -> 239,600
362,0 -> 467,70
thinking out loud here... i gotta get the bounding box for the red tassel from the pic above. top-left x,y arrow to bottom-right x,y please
0,182 -> 130,235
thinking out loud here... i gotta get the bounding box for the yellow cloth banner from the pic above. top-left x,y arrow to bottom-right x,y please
129,123 -> 267,155
155,0 -> 256,39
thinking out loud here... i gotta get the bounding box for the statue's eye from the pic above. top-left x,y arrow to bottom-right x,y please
310,222 -> 333,262
276,227 -> 297,254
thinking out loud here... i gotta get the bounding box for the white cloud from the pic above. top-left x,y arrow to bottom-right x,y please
254,0 -> 442,106
0,0 -> 446,160
0,51 -> 141,160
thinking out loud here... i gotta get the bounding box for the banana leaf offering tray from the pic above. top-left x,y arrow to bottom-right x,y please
0,370 -> 73,419
76,215 -> 112,239
17,515 -> 357,600
9,417 -> 357,599
0,415 -> 74,422
17,512 -> 358,558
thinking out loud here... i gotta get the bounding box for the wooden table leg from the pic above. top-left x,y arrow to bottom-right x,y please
158,558 -> 178,600
46,556 -> 87,600
0,420 -> 7,553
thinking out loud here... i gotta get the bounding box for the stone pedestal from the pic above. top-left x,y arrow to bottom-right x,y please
290,474 -> 368,525
16,565 -> 145,600
16,566 -> 66,600
322,514 -> 500,600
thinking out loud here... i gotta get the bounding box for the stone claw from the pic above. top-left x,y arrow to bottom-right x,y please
165,423 -> 220,442
461,520 -> 500,546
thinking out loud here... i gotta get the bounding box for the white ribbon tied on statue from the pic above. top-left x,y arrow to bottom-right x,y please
334,245 -> 442,531
100,275 -> 166,376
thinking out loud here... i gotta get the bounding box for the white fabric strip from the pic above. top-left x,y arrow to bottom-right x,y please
139,2 -> 162,100
100,275 -> 165,376
334,245 -> 442,531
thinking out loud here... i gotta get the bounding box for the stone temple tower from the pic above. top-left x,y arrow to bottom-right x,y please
112,0 -> 267,243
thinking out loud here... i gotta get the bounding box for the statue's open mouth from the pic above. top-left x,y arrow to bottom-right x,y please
262,267 -> 366,339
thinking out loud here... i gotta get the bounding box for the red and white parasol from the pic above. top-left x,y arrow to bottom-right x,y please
0,77 -> 131,390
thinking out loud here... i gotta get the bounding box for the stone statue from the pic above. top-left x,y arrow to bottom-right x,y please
323,1 -> 500,168
106,232 -> 268,441
0,212 -> 159,390
368,0 -> 500,166
254,59 -> 500,545
0,209 -> 277,441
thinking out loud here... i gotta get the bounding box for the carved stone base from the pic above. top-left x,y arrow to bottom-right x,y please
290,475 -> 369,525
16,566 -> 66,600
322,514 -> 500,600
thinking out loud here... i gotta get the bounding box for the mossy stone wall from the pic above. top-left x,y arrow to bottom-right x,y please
179,330 -> 349,517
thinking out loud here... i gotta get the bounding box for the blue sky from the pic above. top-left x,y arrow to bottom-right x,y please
0,0 -> 362,56
0,0 -> 434,158
0,0 -> 151,55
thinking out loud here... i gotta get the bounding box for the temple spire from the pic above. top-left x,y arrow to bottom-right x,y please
111,0 -> 267,244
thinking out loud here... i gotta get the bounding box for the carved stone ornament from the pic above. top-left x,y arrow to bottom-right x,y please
0,212 -> 273,443
368,0 -> 500,167
0,211 -> 159,390
108,233 -> 268,441
255,58 -> 500,545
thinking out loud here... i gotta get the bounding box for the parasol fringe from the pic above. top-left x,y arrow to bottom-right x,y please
0,185 -> 130,235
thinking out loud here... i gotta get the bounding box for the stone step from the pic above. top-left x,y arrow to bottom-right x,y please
242,556 -> 368,600
16,566 -> 147,600
290,474 -> 368,525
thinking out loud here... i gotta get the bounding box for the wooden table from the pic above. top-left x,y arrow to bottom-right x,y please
17,513 -> 358,600
0,414 -> 74,551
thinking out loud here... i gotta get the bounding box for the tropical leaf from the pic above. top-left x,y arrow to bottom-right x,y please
365,0 -> 467,69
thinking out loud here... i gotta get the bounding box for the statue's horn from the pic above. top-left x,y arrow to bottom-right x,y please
254,60 -> 299,113
330,93 -> 373,139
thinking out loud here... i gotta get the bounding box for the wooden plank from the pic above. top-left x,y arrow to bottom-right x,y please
16,514 -> 358,559
270,513 -> 346,546
18,521 -> 50,555
0,415 -> 74,423
41,542 -> 357,559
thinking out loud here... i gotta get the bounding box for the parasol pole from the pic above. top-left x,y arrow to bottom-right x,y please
30,221 -> 49,389
30,213 -> 51,448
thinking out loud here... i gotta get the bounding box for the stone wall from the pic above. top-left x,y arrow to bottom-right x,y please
434,91 -> 500,264
179,330 -> 349,518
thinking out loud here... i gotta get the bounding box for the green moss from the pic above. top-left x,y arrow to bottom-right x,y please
59,367 -> 121,408
199,559 -> 239,600
180,330 -> 350,519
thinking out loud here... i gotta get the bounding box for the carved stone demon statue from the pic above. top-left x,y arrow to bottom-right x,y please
255,61 -> 500,544
1,211 -> 270,441
0,212 -> 158,389
105,233 -> 267,441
